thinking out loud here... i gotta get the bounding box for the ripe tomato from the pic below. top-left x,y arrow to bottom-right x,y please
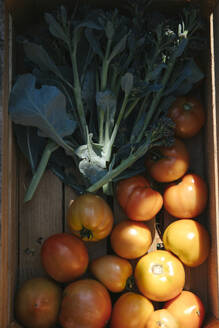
15,277 -> 62,328
164,291 -> 205,328
168,96 -> 205,138
67,193 -> 114,241
163,219 -> 210,267
110,292 -> 154,328
134,250 -> 185,302
145,139 -> 189,183
163,173 -> 208,218
110,219 -> 152,259
116,175 -> 163,221
59,279 -> 112,328
90,255 -> 133,293
145,309 -> 179,328
41,233 -> 88,283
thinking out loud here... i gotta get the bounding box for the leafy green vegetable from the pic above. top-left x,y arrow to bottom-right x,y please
9,1 -> 205,201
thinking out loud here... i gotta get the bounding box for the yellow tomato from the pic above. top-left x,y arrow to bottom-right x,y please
134,250 -> 185,302
163,219 -> 210,267
145,309 -> 179,328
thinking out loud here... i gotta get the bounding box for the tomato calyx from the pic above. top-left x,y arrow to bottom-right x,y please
125,276 -> 138,292
80,226 -> 93,240
148,149 -> 167,162
183,102 -> 194,111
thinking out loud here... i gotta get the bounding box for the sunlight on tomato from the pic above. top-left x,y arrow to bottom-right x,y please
163,173 -> 208,218
145,309 -> 179,328
110,292 -> 154,328
164,291 -> 205,328
67,193 -> 114,241
135,250 -> 185,302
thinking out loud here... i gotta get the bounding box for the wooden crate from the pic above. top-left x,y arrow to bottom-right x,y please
1,0 -> 219,327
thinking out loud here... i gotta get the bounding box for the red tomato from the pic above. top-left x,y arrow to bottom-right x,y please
41,233 -> 89,283
145,139 -> 189,183
145,309 -> 179,328
59,279 -> 112,328
164,291 -> 205,328
163,173 -> 208,218
168,96 -> 205,138
134,250 -> 185,302
90,255 -> 133,293
67,193 -> 114,241
15,277 -> 62,328
116,176 -> 163,221
110,292 -> 154,328
110,219 -> 152,259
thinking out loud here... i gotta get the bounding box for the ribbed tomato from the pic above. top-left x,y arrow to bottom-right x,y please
145,309 -> 179,328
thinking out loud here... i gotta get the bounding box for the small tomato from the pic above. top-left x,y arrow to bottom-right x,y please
41,233 -> 88,283
135,250 -> 185,302
145,309 -> 179,328
145,139 -> 189,183
67,193 -> 114,241
163,219 -> 210,267
110,292 -> 154,328
110,220 -> 152,259
168,96 -> 205,138
164,291 -> 205,328
116,175 -> 163,221
163,173 -> 208,218
90,255 -> 133,293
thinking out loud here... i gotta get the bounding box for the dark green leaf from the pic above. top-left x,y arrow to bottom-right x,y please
105,21 -> 114,40
121,73 -> 134,94
96,90 -> 117,113
9,74 -> 76,152
45,13 -> 69,44
78,160 -> 106,184
108,33 -> 128,62
175,38 -> 188,57
85,28 -> 104,59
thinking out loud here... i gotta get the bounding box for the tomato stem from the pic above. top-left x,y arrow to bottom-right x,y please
183,102 -> 193,111
125,276 -> 138,292
80,227 -> 93,240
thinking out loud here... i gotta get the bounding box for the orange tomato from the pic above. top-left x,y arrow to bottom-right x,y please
163,173 -> 208,218
163,219 -> 210,267
110,292 -> 154,328
67,193 -> 114,241
59,279 -> 112,328
110,220 -> 152,259
145,309 -> 179,328
41,233 -> 89,283
116,175 -> 163,221
164,291 -> 205,328
134,250 -> 185,302
90,255 -> 133,293
145,139 -> 189,183
168,96 -> 205,138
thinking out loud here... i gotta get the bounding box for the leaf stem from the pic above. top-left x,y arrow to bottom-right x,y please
24,141 -> 59,202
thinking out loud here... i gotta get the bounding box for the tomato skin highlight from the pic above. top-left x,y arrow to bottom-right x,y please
41,233 -> 89,283
90,255 -> 133,292
168,96 -> 205,138
145,139 -> 189,183
110,292 -> 154,328
145,309 -> 179,328
116,175 -> 163,221
134,250 -> 185,302
164,291 -> 205,328
163,173 -> 208,218
163,219 -> 210,267
59,279 -> 112,328
67,193 -> 114,241
110,219 -> 152,259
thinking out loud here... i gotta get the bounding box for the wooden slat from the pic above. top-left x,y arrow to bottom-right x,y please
18,155 -> 63,285
0,8 -> 18,327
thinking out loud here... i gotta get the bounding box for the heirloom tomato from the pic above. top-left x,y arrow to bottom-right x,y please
110,219 -> 152,259
15,277 -> 62,328
67,193 -> 114,241
116,175 -> 163,221
145,309 -> 179,328
90,255 -> 133,292
163,219 -> 210,267
110,292 -> 154,328
164,291 -> 205,328
134,250 -> 185,302
41,233 -> 88,283
59,279 -> 112,328
168,96 -> 205,138
163,173 -> 208,218
145,139 -> 189,183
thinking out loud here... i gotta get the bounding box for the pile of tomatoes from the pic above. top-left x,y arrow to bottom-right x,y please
15,96 -> 213,328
